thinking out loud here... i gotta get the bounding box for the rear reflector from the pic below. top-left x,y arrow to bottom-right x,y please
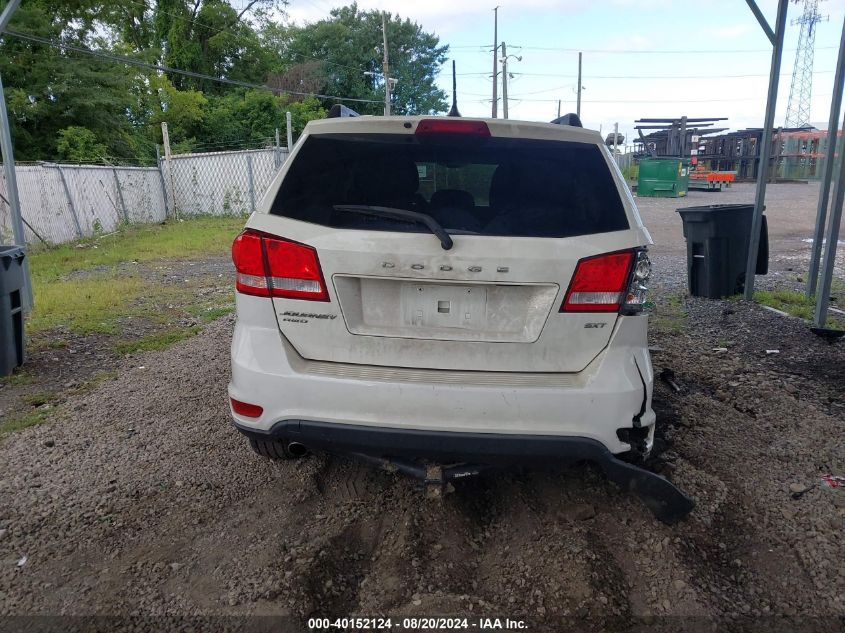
561,251 -> 635,313
415,119 -> 490,136
230,398 -> 263,418
232,229 -> 329,301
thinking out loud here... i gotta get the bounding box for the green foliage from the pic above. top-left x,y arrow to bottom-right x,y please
149,75 -> 208,142
622,164 -> 639,181
1,2 -> 447,162
201,90 -> 325,144
56,126 -> 108,163
282,4 -> 449,115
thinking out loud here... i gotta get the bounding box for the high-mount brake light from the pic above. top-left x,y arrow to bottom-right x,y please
415,119 -> 490,136
232,229 -> 329,301
561,251 -> 635,313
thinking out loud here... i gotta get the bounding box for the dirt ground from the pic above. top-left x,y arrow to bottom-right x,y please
1,184 -> 844,632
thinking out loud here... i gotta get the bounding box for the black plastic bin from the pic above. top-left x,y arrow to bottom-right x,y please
0,245 -> 26,376
676,204 -> 768,299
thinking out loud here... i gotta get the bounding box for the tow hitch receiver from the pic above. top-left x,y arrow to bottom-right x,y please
347,450 -> 694,525
350,453 -> 489,499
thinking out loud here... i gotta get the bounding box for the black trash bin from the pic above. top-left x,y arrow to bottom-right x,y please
0,245 -> 26,376
676,204 -> 768,299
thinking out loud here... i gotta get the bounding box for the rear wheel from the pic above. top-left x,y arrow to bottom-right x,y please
248,437 -> 308,460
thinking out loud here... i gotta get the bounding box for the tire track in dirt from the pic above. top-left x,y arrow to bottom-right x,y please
3,297 -> 844,628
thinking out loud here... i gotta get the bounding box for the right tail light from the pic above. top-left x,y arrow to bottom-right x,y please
232,229 -> 329,301
560,249 -> 650,313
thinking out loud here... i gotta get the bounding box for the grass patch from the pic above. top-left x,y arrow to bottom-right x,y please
21,391 -> 58,407
28,274 -> 149,334
649,293 -> 687,334
25,216 -> 240,337
755,288 -> 845,328
114,327 -> 200,355
189,304 -> 235,323
29,216 -> 244,282
1,369 -> 33,386
1,405 -> 55,435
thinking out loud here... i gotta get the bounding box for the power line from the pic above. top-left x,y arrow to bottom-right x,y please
4,30 -> 381,104
464,94 -> 833,104
451,44 -> 837,54
457,70 -> 835,79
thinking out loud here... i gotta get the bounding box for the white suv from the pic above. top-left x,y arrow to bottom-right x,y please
229,114 -> 693,523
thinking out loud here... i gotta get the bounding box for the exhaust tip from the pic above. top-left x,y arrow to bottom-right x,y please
286,441 -> 308,458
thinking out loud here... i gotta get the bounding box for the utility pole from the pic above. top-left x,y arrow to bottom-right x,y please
501,41 -> 509,119
557,100 -> 561,119
382,13 -> 391,116
492,6 -> 499,118
0,0 -> 31,311
576,52 -> 583,118
286,111 -> 293,150
613,122 -> 619,165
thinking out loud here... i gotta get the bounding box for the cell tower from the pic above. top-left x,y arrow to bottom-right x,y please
784,0 -> 827,128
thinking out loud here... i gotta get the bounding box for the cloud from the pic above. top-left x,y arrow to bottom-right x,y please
703,24 -> 754,40
283,0 -> 592,35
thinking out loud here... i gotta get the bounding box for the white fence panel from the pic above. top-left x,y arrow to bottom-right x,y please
2,146 -> 287,247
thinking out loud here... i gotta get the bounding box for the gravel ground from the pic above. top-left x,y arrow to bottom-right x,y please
1,184 -> 844,631
1,266 -> 844,632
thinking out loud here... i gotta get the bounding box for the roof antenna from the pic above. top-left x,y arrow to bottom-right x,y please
448,60 -> 461,117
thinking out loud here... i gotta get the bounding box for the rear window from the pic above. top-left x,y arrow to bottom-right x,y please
270,133 -> 629,238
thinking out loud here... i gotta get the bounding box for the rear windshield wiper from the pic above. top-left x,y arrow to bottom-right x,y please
333,204 -> 454,251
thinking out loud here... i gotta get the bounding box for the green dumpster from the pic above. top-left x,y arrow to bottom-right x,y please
637,158 -> 691,198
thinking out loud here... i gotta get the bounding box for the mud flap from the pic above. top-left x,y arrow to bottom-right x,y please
600,454 -> 695,525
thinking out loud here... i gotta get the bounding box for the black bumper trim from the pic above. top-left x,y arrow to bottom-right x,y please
234,420 -> 695,524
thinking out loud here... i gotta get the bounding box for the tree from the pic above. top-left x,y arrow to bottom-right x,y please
1,0 -> 141,160
0,1 -> 445,162
202,90 -> 326,146
153,0 -> 283,94
56,127 -> 108,163
282,4 -> 448,115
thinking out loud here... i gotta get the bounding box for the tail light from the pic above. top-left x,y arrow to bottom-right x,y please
561,249 -> 650,313
230,397 -> 263,418
232,229 -> 329,301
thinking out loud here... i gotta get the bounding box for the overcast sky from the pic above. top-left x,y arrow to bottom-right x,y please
283,0 -> 845,142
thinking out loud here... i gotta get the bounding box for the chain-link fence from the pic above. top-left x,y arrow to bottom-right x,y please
0,144 -> 290,247
161,147 -> 287,217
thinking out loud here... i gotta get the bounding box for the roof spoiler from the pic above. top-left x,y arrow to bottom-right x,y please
328,104 -> 360,118
551,113 -> 582,128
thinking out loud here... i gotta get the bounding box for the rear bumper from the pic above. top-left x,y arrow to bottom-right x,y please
228,294 -> 655,455
235,419 -> 633,463
234,420 -> 691,525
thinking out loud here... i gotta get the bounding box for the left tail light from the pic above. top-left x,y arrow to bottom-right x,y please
561,249 -> 650,313
232,229 -> 329,301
